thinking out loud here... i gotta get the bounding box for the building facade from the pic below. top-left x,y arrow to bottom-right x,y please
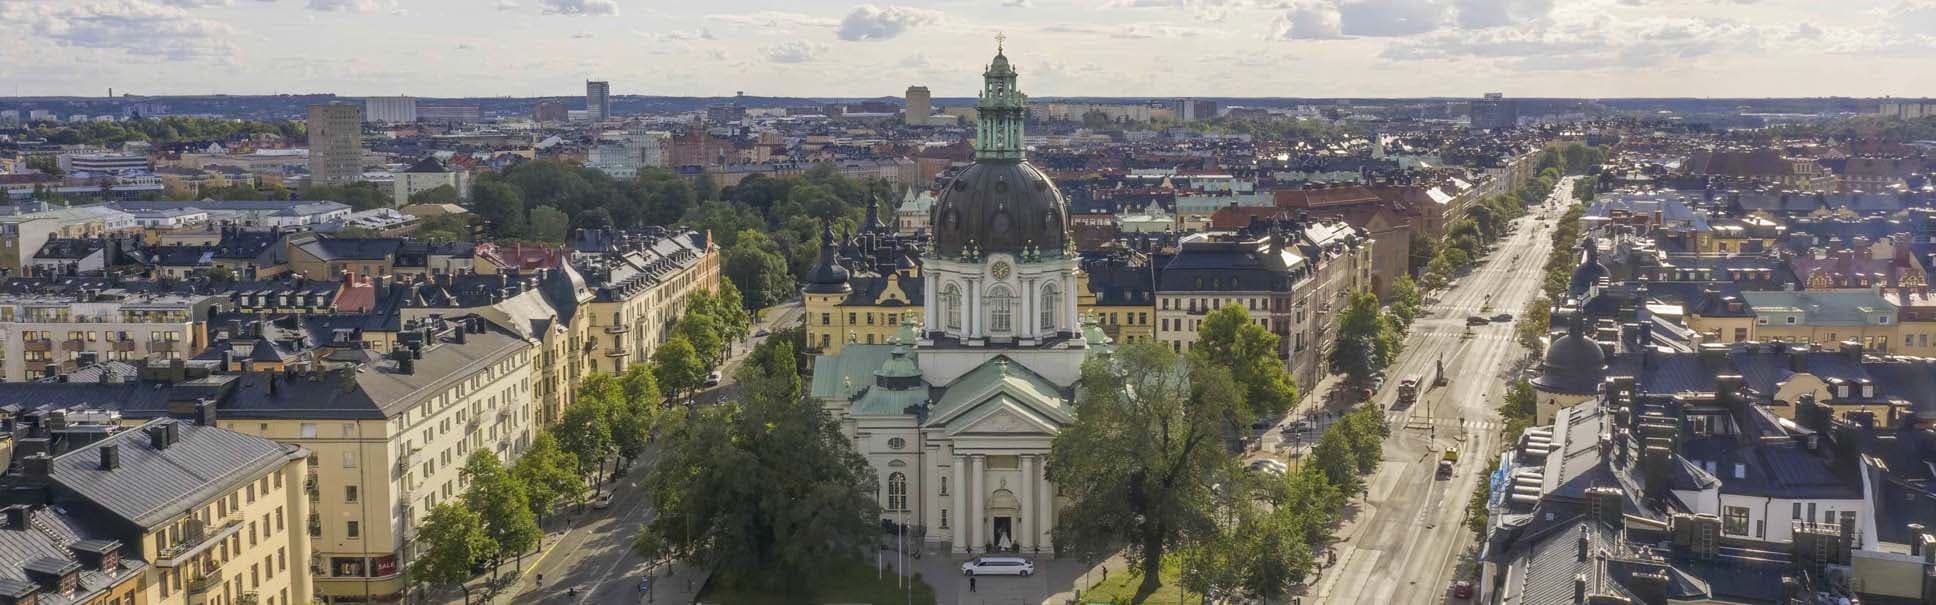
306,105 -> 363,187
585,81 -> 611,122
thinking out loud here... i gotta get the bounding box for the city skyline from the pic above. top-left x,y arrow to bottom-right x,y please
1,0 -> 1932,100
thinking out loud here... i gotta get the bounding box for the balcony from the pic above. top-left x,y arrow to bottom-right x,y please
304,472 -> 318,498
237,593 -> 260,605
466,417 -> 481,431
149,340 -> 179,353
60,338 -> 85,352
156,519 -> 244,567
605,348 -> 628,358
23,339 -> 52,353
185,569 -> 223,597
110,339 -> 138,352
603,324 -> 629,334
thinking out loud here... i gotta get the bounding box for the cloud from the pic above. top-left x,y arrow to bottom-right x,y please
1272,1 -> 1344,38
1334,0 -> 1449,36
305,0 -> 393,12
0,0 -> 240,61
764,40 -> 824,63
1003,0 -> 1033,6
495,0 -> 518,9
539,0 -> 618,15
1044,23 -> 1211,39
1380,14 -> 1768,70
1452,0 -> 1552,29
571,31 -> 594,39
157,0 -> 232,6
706,11 -> 839,30
837,5 -> 942,41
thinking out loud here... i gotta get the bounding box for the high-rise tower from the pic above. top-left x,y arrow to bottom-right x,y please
586,80 -> 611,121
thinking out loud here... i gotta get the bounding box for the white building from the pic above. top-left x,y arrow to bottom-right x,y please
584,126 -> 668,179
809,47 -> 1096,555
59,153 -> 150,175
363,96 -> 419,123
390,157 -> 471,206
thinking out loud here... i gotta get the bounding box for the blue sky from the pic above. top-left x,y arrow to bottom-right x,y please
0,0 -> 1932,99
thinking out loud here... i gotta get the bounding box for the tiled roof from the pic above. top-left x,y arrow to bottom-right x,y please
48,419 -> 294,528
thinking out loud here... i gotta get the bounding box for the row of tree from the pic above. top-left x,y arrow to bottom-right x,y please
1331,286 -> 1413,387
26,116 -> 306,146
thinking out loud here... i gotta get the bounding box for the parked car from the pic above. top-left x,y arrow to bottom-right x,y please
1452,580 -> 1474,599
961,557 -> 1034,577
1247,459 -> 1288,475
755,328 -> 770,337
704,371 -> 722,387
1491,313 -> 1514,322
591,493 -> 615,510
1282,420 -> 1313,434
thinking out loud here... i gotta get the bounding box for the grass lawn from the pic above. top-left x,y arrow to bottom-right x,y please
1080,558 -> 1200,605
697,558 -> 937,605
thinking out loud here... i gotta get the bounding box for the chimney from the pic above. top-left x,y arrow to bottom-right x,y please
21,454 -> 51,480
148,422 -> 174,450
1577,526 -> 1591,561
268,373 -> 280,396
1574,573 -> 1588,604
398,353 -> 416,375
1911,524 -> 1926,556
1,505 -> 25,530
455,323 -> 468,344
98,444 -> 119,470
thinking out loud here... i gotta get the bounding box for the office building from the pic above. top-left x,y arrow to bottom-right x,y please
305,105 -> 363,186
531,100 -> 568,123
59,153 -> 151,175
1168,98 -> 1218,123
1878,99 -> 1935,119
585,81 -> 611,121
905,86 -> 931,127
1470,92 -> 1518,130
361,97 -> 417,124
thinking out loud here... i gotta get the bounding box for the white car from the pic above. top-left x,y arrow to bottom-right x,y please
961,557 -> 1034,577
704,371 -> 722,387
591,493 -> 614,509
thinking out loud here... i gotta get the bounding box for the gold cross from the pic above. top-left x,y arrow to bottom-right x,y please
995,32 -> 1006,52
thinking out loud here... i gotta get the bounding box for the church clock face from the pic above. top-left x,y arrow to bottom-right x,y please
991,261 -> 1012,279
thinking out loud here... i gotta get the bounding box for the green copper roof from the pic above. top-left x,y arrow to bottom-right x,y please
927,357 -> 1072,428
809,345 -> 896,401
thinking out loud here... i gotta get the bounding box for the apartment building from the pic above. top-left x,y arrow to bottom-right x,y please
1155,230 -> 1313,360
36,417 -> 313,605
0,205 -> 139,275
572,229 -> 720,375
0,284 -> 220,381
0,502 -> 148,605
306,105 -> 363,187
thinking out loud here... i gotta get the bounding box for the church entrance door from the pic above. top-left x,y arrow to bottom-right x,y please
993,517 -> 1013,552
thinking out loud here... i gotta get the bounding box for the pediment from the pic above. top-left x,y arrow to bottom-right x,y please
946,398 -> 1060,436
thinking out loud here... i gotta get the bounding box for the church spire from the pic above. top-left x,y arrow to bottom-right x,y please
976,38 -> 1026,162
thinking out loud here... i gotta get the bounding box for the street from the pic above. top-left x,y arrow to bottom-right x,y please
1306,177 -> 1577,605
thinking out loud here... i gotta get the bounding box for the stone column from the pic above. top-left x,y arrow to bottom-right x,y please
924,275 -> 938,334
1019,454 -> 1036,551
1021,277 -> 1037,339
969,277 -> 983,339
968,454 -> 985,550
951,454 -> 966,551
1064,272 -> 1079,335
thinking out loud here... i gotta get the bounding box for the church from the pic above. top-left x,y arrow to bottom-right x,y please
806,44 -> 1106,556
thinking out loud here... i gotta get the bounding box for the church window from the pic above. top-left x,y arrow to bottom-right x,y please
1040,284 -> 1059,331
887,472 -> 908,512
989,286 -> 1014,333
940,476 -> 949,496
944,284 -> 963,330
940,509 -> 949,529
888,437 -> 906,450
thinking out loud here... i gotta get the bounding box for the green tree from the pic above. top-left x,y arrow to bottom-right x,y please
609,364 -> 666,463
1330,290 -> 1390,385
1051,343 -> 1243,594
1194,305 -> 1298,418
1180,470 -> 1315,602
527,205 -> 569,243
460,450 -> 540,576
1500,379 -> 1538,438
634,338 -> 878,595
413,213 -> 473,242
469,180 -> 527,238
652,336 -> 707,399
1386,276 -> 1423,327
672,312 -> 723,363
512,432 -> 582,521
409,503 -> 493,604
1407,231 -> 1437,277
555,386 -> 615,498
1517,298 -> 1552,351
1309,424 -> 1362,496
723,230 -> 795,309
301,181 -> 390,211
1341,405 -> 1389,474
407,184 -> 460,204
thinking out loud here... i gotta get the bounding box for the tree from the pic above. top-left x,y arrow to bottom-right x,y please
527,205 -> 568,243
672,311 -> 723,363
723,230 -> 795,309
460,450 -> 540,576
554,388 -> 614,498
1051,343 -> 1243,594
634,338 -> 879,595
410,503 -> 492,605
1517,298 -> 1552,351
1340,405 -> 1389,474
712,281 -> 755,342
413,213 -> 472,242
407,184 -> 460,204
1194,305 -> 1298,418
1386,276 -> 1423,327
1330,289 -> 1390,385
1309,424 -> 1362,495
470,180 -> 527,238
301,182 -> 390,211
512,432 -> 582,521
652,336 -> 707,399
1500,379 -> 1538,438
610,364 -> 665,463
1407,231 -> 1437,277
1179,469 -> 1315,603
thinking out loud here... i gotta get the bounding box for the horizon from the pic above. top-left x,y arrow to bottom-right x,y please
2,0 -> 1933,99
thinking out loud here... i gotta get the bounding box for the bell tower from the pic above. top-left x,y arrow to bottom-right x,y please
975,35 -> 1026,163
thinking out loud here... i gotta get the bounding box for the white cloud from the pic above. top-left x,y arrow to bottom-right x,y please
765,40 -> 824,63
305,0 -> 393,12
706,11 -> 839,30
837,5 -> 942,41
1452,0 -> 1552,29
157,0 -> 233,6
1272,1 -> 1344,38
1045,23 -> 1210,38
0,0 -> 239,61
495,0 -> 518,10
539,0 -> 617,15
571,31 -> 593,38
1381,13 -> 1768,70
1003,0 -> 1033,6
1336,0 -> 1449,36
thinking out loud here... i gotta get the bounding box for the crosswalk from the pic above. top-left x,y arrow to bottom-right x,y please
1384,412 -> 1501,431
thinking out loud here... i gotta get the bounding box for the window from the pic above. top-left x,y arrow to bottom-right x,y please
887,437 -> 906,450
299,423 -> 317,438
1723,506 -> 1750,536
345,486 -> 359,503
342,451 -> 358,468
943,284 -> 963,330
1793,502 -> 1802,520
940,509 -> 949,529
1040,284 -> 1059,331
940,476 -> 949,496
886,472 -> 907,512
988,286 -> 1014,333
346,521 -> 360,539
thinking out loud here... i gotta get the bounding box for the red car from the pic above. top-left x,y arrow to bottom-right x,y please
1452,580 -> 1474,599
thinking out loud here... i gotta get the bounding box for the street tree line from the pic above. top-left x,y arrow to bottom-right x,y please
409,283 -> 751,602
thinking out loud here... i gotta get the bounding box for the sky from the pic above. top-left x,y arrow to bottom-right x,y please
1,0 -> 1933,99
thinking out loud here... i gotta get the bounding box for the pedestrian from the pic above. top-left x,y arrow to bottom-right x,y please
969,576 -> 977,593
1102,566 -> 1108,582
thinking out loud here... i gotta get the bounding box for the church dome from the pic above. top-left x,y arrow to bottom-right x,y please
1533,314 -> 1606,395
931,161 -> 1070,259
803,225 -> 851,294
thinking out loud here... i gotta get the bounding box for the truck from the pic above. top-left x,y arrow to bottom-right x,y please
1396,379 -> 1419,406
1438,448 -> 1459,479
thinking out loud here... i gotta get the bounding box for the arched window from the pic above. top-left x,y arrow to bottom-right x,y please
1040,283 -> 1059,331
887,472 -> 907,512
944,284 -> 963,330
988,286 -> 1014,333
